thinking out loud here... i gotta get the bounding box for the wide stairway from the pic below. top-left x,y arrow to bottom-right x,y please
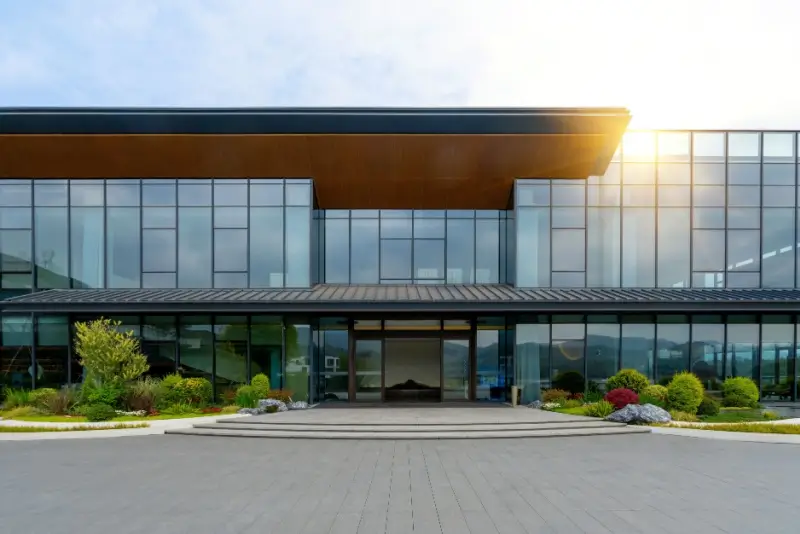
166,405 -> 651,440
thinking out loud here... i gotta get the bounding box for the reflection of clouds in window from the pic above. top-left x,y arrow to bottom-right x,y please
249,207 -> 283,288
350,219 -> 378,283
178,207 -> 212,288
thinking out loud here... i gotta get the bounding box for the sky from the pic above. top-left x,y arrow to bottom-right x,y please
1,0 -> 799,129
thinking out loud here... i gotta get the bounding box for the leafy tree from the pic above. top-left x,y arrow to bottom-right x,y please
74,318 -> 149,386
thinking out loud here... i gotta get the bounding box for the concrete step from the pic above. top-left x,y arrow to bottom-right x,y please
166,425 -> 651,440
221,417 -> 601,427
190,421 -> 627,433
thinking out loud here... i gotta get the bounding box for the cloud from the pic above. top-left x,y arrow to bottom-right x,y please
0,0 -> 799,128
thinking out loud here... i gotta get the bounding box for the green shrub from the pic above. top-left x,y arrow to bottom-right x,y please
643,384 -> 668,402
235,385 -> 260,408
2,388 -> 31,409
173,377 -> 213,406
639,395 -> 667,409
124,377 -> 162,413
159,373 -> 183,405
552,371 -> 584,394
541,389 -> 570,403
43,386 -> 79,415
763,410 -> 780,421
583,391 -> 603,403
666,372 -> 705,414
584,400 -> 615,418
74,318 -> 149,385
697,395 -> 721,416
84,384 -> 125,408
161,402 -> 198,415
250,373 -> 271,398
669,410 -> 698,422
29,388 -> 58,409
563,399 -> 583,409
721,377 -> 759,407
84,403 -> 117,422
606,369 -> 650,394
3,405 -> 40,418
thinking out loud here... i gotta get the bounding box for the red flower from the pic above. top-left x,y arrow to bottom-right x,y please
604,388 -> 639,410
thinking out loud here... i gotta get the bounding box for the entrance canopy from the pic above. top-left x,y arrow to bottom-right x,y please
3,285 -> 800,314
0,107 -> 630,209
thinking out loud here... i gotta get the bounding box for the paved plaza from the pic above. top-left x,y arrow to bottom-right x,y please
1,431 -> 797,534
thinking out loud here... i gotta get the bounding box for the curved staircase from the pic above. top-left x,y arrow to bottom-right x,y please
166,406 -> 650,440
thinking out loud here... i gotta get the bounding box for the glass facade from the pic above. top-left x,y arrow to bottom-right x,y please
2,130 -> 800,403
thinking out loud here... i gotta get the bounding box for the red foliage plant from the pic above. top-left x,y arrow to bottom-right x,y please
569,392 -> 584,401
201,407 -> 222,414
604,388 -> 639,410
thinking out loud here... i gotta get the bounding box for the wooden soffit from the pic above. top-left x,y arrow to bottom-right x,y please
0,133 -> 621,209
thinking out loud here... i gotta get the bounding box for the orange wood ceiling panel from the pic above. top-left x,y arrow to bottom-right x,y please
0,134 -> 611,209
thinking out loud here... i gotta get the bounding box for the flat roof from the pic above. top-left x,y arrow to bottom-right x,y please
3,286 -> 798,314
0,107 -> 630,209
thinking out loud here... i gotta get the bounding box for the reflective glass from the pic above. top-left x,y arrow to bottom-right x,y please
551,272 -> 585,287
106,182 -> 140,206
692,272 -> 724,288
691,318 -> 724,389
178,207 -> 212,288
476,325 -> 506,401
34,182 -> 68,206
34,207 -> 69,288
693,163 -> 725,185
106,208 -> 140,288
178,316 -> 214,386
656,320 -> 689,382
380,239 -> 411,279
249,207 -> 284,288
692,230 -> 725,272
551,184 -> 585,206
693,134 -> 725,161
213,183 -> 247,206
551,229 -> 585,272
727,229 -> 760,272
142,229 -> 176,272
763,186 -> 795,207
586,322 -> 619,389
214,272 -> 248,288
285,320 -> 311,402
515,208 -> 549,287
621,321 -> 654,379
658,163 -> 690,184
69,207 -> 104,288
475,219 -> 499,283
214,229 -> 247,271
693,185 -> 725,207
251,316 -> 283,389
600,163 -> 621,184
551,207 -> 584,228
142,207 -> 176,228
178,184 -> 212,206
413,218 -> 445,238
658,132 -> 690,161
142,182 -> 176,206
587,185 -> 621,206
657,186 -> 690,206
763,133 -> 795,161
325,219 -> 349,283
587,208 -> 620,287
380,218 -> 412,238
761,208 -> 795,288
285,184 -> 311,206
657,208 -> 690,287
693,208 -> 725,229
726,318 -> 759,382
761,319 -> 794,400
0,182 -> 31,206
622,185 -> 655,206
622,163 -> 655,184
143,272 -> 176,288
69,184 -> 104,206
622,208 -> 655,287
727,186 -> 760,207
622,132 -> 655,161
727,208 -> 760,229
446,218 -> 475,284
763,164 -> 795,185
0,207 -> 31,229
728,133 -> 760,161
214,207 -> 248,228
516,184 -> 550,206
727,272 -> 760,288
1,316 -> 33,389
550,323 -> 585,392
414,240 -> 444,279
350,219 -> 379,283
250,183 -> 283,206
354,339 -> 381,401
285,207 -> 311,287
728,164 -> 760,185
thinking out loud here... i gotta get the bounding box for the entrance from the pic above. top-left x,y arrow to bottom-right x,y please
351,333 -> 473,402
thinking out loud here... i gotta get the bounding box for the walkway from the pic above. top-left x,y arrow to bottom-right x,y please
2,432 -> 798,533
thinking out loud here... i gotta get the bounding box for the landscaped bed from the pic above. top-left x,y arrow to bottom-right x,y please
1,409 -> 240,423
0,423 -> 149,433
671,423 -> 800,435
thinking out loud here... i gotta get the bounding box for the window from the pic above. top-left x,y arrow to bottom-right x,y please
693,133 -> 724,162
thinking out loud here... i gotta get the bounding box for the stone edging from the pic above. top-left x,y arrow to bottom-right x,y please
651,426 -> 800,445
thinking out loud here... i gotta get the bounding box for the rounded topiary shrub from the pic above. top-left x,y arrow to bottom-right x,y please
84,403 -> 117,422
721,377 -> 759,407
642,384 -> 668,401
667,372 -> 704,414
604,388 -> 639,410
552,371 -> 585,395
696,395 -> 720,417
29,388 -> 58,408
541,389 -> 570,403
235,384 -> 259,408
250,373 -> 271,398
606,369 -> 650,394
174,377 -> 213,406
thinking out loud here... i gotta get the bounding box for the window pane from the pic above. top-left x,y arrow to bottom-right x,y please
106,207 -> 140,288
763,164 -> 795,185
446,218 -> 474,284
622,132 -> 655,161
179,317 -> 214,386
587,323 -> 619,389
516,207 -> 550,285
762,209 -> 794,288
763,133 -> 795,161
214,229 -> 247,271
622,163 -> 655,184
727,208 -> 760,229
143,272 -> 176,288
727,186 -> 760,207
761,321 -> 794,400
0,207 -> 31,229
693,186 -> 725,207
178,207 -> 212,288
142,207 -> 176,228
178,184 -> 212,206
763,186 -> 795,207
692,230 -> 725,272
250,183 -> 283,206
622,208 -> 655,287
551,229 -> 585,272
516,184 -> 550,206
34,207 -> 69,288
621,322 -> 654,380
727,229 -> 760,272
658,132 -> 690,161
516,323 -> 550,403
587,208 -> 620,287
0,230 -> 31,275
106,182 -> 140,206
693,163 -> 725,185
214,207 -> 248,228
285,184 -> 311,206
70,207 -> 104,288
34,183 -> 68,206
249,207 -> 284,288
325,219 -> 349,283
691,321 -> 724,389
551,184 -> 585,206
658,163 -> 690,184
727,272 -> 760,288
350,219 -> 379,283
142,183 -> 176,206
551,272 -> 585,288
551,207 -> 584,228
622,185 -> 655,206
380,218 -> 412,238
657,208 -> 689,287
213,184 -> 247,206
725,320 -> 759,384
692,272 -> 724,288
693,133 -> 725,161
728,133 -> 760,161
413,218 -> 445,238
414,240 -> 444,279
214,272 -> 248,288
600,163 -> 621,184
728,164 -> 760,185
0,182 -> 31,206
550,323 -> 585,393
285,207 -> 310,287
142,229 -> 176,272
587,185 -> 621,206
657,186 -> 690,206
693,208 -> 725,229
656,322 -> 689,382
380,239 -> 411,279
69,184 -> 104,206
475,219 -> 499,283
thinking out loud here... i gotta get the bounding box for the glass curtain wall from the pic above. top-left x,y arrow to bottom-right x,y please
0,178 -> 313,292
514,131 -> 799,289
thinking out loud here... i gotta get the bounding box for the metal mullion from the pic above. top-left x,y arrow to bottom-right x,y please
654,136 -> 659,288
724,133 -> 730,287
689,133 -> 695,287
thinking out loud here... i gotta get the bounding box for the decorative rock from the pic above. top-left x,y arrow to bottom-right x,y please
288,401 -> 309,410
257,399 -> 288,412
237,408 -> 262,415
606,403 -> 671,424
527,400 -> 544,409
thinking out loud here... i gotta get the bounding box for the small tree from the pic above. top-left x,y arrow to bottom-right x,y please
74,318 -> 149,386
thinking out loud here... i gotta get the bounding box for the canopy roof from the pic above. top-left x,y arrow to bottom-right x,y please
0,107 -> 630,209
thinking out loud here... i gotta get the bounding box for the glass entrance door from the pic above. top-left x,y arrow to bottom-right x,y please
353,339 -> 382,401
384,338 -> 441,402
442,338 -> 471,400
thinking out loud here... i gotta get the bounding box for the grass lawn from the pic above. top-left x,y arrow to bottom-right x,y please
689,423 -> 800,435
700,409 -> 779,423
1,407 -> 241,423
553,406 -> 589,416
0,423 -> 149,433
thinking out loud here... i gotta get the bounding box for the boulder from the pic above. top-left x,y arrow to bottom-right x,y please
257,398 -> 288,412
237,408 -> 262,415
606,403 -> 671,424
527,400 -> 544,409
288,401 -> 309,410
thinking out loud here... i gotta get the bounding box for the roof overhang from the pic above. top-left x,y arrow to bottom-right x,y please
3,286 -> 799,315
0,107 -> 630,209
